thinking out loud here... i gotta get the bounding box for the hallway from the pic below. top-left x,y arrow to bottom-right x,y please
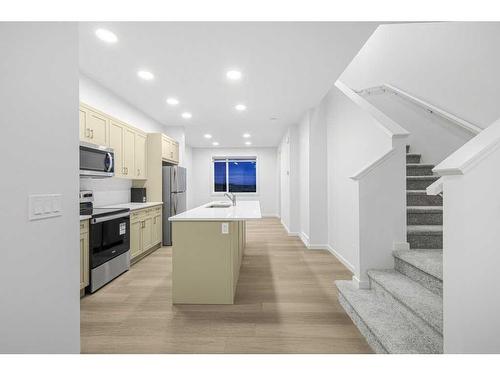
80,218 -> 372,353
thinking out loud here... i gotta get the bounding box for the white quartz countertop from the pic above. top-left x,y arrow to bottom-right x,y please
169,201 -> 261,221
98,202 -> 163,211
80,215 -> 91,221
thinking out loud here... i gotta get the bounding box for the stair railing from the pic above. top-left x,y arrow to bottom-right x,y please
356,84 -> 482,135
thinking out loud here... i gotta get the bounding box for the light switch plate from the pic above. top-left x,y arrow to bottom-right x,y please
29,194 -> 63,221
221,222 -> 229,234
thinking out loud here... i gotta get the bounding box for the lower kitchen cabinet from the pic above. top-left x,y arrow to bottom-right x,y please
130,205 -> 162,262
80,220 -> 89,293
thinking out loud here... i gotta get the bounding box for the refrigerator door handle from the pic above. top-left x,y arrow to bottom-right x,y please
174,194 -> 178,215
173,167 -> 177,192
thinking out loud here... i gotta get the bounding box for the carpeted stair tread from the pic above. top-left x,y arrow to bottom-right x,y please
336,280 -> 442,353
393,249 -> 443,280
367,269 -> 443,335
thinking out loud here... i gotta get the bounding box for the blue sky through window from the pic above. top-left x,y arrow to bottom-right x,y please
213,158 -> 256,193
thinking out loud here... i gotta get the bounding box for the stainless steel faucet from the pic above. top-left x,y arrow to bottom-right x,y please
224,192 -> 236,206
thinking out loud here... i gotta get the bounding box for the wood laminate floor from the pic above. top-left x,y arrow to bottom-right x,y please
80,218 -> 372,353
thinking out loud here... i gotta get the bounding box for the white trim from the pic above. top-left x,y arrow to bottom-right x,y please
433,118 -> 500,177
307,244 -> 330,250
352,276 -> 370,290
326,245 -> 355,273
299,232 -> 310,247
335,80 -> 410,139
350,148 -> 396,181
359,83 -> 482,135
426,177 -> 444,196
280,219 -> 298,237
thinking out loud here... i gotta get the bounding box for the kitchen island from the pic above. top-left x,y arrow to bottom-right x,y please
169,200 -> 261,304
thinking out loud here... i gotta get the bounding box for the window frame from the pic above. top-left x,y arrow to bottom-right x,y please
211,156 -> 259,195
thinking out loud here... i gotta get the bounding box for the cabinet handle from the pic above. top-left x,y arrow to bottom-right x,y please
137,168 -> 140,176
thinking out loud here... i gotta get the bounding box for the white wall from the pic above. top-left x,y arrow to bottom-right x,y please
279,130 -> 291,232
340,22 -> 500,130
190,147 -> 279,216
325,87 -> 392,270
0,23 -> 80,353
298,113 -> 310,242
184,145 -> 194,209
79,74 -> 188,205
308,102 -> 329,247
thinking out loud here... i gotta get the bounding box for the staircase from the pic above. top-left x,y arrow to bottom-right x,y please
336,145 -> 444,354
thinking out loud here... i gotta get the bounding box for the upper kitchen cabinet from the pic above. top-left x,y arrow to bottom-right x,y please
109,120 -> 125,178
161,134 -> 179,164
134,132 -> 147,179
80,104 -> 109,146
80,103 -> 148,180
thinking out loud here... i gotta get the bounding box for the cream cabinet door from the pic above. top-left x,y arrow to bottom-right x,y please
130,219 -> 142,258
162,137 -> 169,159
134,133 -> 147,179
142,215 -> 153,251
109,121 -> 124,177
123,127 -> 135,178
153,212 -> 162,244
172,141 -> 179,164
79,107 -> 87,140
87,110 -> 108,146
80,228 -> 89,290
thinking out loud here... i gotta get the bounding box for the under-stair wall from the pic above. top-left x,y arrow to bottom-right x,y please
433,117 -> 500,353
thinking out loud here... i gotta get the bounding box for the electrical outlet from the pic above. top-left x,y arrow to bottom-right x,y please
221,222 -> 229,234
29,194 -> 63,221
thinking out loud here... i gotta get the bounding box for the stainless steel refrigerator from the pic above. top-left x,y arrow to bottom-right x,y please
162,166 -> 187,246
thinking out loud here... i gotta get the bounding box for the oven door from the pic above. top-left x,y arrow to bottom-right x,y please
80,142 -> 114,178
90,214 -> 130,269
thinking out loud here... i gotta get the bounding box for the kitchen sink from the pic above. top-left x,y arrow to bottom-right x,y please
206,201 -> 232,208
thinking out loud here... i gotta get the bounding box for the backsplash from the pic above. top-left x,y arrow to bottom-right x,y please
80,177 -> 132,207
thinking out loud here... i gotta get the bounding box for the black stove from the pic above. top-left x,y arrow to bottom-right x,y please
79,190 -> 131,294
90,207 -> 130,218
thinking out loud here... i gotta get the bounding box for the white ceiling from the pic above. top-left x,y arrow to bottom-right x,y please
79,22 -> 379,148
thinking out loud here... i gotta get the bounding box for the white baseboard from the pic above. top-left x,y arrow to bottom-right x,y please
299,232 -> 310,247
326,245 -> 355,273
352,275 -> 370,289
280,219 -> 299,237
263,214 -> 280,218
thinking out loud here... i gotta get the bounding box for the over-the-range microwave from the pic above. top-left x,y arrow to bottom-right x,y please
80,141 -> 114,178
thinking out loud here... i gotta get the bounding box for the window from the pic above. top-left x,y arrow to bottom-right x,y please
213,157 -> 257,193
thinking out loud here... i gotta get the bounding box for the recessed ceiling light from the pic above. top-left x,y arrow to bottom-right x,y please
204,134 -> 212,139
166,97 -> 179,106
181,112 -> 192,119
226,70 -> 242,81
137,70 -> 154,81
243,133 -> 251,138
235,104 -> 247,111
212,141 -> 219,146
245,141 -> 252,146
95,28 -> 118,43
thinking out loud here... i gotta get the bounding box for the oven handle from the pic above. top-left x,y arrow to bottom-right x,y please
91,212 -> 130,224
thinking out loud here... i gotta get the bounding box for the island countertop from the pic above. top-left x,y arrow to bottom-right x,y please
169,200 -> 261,221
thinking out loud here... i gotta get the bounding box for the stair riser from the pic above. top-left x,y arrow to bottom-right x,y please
369,277 -> 443,338
337,291 -> 388,354
407,179 -> 439,190
408,233 -> 443,249
406,154 -> 421,163
394,258 -> 443,296
407,194 -> 443,206
407,212 -> 443,225
407,166 -> 434,176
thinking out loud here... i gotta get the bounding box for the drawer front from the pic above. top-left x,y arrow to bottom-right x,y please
80,220 -> 89,233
